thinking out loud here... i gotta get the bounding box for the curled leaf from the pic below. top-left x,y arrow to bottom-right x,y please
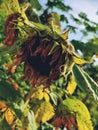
5,109 -> 15,125
59,97 -> 93,130
72,64 -> 98,100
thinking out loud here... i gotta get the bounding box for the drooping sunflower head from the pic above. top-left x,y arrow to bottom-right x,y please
13,35 -> 67,87
3,3 -> 79,88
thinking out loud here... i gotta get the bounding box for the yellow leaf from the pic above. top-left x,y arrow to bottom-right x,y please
76,115 -> 93,130
43,92 -> 50,101
61,28 -> 70,40
0,101 -> 7,112
35,102 -> 55,125
5,109 -> 14,125
7,0 -> 21,13
31,88 -> 50,102
66,74 -> 77,95
32,89 -> 44,100
61,98 -> 93,130
14,0 -> 21,12
73,56 -> 87,65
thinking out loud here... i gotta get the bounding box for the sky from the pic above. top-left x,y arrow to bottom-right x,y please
63,0 -> 98,42
64,0 -> 98,23
39,0 -> 98,23
64,0 -> 98,64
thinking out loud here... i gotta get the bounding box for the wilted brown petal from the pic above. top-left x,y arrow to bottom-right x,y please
12,35 -> 66,88
50,48 -> 62,66
4,13 -> 19,47
41,41 -> 53,61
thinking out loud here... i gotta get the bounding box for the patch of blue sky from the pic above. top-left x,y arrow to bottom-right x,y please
65,0 -> 98,65
64,0 -> 98,42
64,0 -> 98,22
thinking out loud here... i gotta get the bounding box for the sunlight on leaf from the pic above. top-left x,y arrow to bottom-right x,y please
34,102 -> 55,127
59,97 -> 93,130
72,64 -> 98,100
66,74 -> 77,95
73,55 -> 88,65
5,109 -> 15,125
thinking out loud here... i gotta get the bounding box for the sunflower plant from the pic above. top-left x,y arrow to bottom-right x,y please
0,0 -> 98,130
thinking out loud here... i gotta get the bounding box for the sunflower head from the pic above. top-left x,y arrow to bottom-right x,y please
4,11 -> 75,88
13,35 -> 67,88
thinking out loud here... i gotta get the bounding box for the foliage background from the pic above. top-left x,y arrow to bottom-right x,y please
0,0 -> 98,130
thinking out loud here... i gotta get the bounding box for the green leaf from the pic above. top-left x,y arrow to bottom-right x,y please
60,15 -> 68,23
83,41 -> 98,59
27,111 -> 37,130
12,99 -> 25,119
82,69 -> 98,99
70,14 -> 82,25
39,122 -> 54,130
72,64 -> 90,92
50,84 -> 65,102
71,40 -> 85,52
22,110 -> 37,130
72,64 -> 98,100
71,40 -> 98,60
0,80 -> 20,101
78,12 -> 89,21
47,12 -> 61,34
30,0 -> 43,10
46,0 -> 72,11
49,92 -> 58,105
0,70 -> 6,79
0,118 -> 11,130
